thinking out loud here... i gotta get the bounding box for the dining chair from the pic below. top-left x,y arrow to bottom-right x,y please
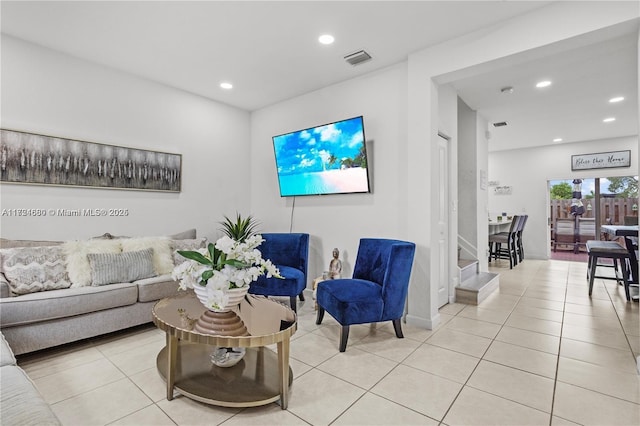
515,214 -> 528,263
489,215 -> 520,268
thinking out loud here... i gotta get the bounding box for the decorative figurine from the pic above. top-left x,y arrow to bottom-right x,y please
314,248 -> 343,310
328,248 -> 342,279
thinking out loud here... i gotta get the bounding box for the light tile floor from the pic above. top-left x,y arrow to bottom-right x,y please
17,259 -> 640,425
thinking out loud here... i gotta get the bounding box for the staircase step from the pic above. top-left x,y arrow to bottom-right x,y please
458,259 -> 479,283
456,272 -> 499,305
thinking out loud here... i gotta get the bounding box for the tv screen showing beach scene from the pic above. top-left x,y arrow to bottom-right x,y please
272,116 -> 370,197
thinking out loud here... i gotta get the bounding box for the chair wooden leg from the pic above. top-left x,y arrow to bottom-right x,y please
620,258 -> 631,301
315,306 -> 325,325
298,292 -> 305,301
507,243 -> 513,269
289,296 -> 297,313
588,255 -> 598,296
339,325 -> 350,352
392,319 -> 404,338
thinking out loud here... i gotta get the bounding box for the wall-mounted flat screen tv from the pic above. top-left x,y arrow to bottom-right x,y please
272,116 -> 370,197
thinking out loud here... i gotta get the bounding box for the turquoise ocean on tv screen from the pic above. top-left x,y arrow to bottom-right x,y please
280,172 -> 335,196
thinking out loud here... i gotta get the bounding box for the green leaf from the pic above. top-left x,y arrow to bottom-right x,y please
177,250 -> 211,265
223,259 -> 249,269
220,212 -> 260,242
201,270 -> 214,282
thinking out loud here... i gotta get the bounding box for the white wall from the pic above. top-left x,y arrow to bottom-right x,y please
475,113 -> 490,270
438,84 -> 460,302
1,36 -> 251,241
458,99 -> 478,249
250,63 -> 409,280
488,136 -> 638,259
456,98 -> 490,270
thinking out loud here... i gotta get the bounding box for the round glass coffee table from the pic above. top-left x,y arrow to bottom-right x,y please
152,292 -> 297,409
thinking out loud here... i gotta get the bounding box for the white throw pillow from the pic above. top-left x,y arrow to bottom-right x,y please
121,237 -> 173,275
63,240 -> 122,287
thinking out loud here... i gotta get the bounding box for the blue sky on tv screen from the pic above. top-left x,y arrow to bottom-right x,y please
273,116 -> 365,176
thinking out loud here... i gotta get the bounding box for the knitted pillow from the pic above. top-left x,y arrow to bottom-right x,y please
63,240 -> 122,287
120,237 -> 173,275
88,248 -> 156,286
171,238 -> 207,266
0,246 -> 71,295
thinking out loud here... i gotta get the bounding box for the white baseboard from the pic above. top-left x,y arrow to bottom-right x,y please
406,313 -> 441,330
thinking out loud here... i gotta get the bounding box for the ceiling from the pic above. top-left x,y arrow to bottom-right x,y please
450,28 -> 638,152
1,1 -> 638,152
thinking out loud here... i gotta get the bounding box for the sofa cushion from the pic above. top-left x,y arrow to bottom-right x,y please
0,238 -> 62,249
316,278 -> 384,325
171,238 -> 207,266
249,265 -> 306,297
0,332 -> 16,367
168,229 -> 197,240
134,274 -> 180,302
63,240 -> 122,287
91,232 -> 130,240
121,237 -> 173,275
0,283 -> 138,327
0,365 -> 61,425
88,248 -> 156,286
0,246 -> 71,295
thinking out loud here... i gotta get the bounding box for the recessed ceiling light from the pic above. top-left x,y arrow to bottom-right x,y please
536,80 -> 552,88
609,96 -> 625,103
318,34 -> 335,45
553,138 -> 563,142
603,117 -> 616,123
220,82 -> 233,90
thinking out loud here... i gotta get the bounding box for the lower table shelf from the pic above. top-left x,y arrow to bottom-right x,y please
157,342 -> 293,408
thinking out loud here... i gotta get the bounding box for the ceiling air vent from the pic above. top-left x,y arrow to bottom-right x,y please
344,50 -> 372,66
492,121 -> 508,127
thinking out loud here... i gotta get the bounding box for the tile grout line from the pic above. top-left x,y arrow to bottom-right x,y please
547,263 -> 570,425
437,268 -> 533,424
601,275 -> 640,365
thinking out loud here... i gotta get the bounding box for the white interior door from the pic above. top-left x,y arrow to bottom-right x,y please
437,135 -> 449,307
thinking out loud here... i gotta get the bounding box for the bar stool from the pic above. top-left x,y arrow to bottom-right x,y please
586,240 -> 631,301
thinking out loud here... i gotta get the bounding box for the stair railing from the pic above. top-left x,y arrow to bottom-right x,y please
458,235 -> 478,261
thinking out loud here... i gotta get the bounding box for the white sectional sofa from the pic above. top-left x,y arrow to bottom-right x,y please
0,229 -> 205,355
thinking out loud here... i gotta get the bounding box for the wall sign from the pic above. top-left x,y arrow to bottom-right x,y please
494,186 -> 512,195
571,150 -> 631,171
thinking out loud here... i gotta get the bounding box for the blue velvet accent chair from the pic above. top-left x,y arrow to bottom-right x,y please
249,233 -> 309,313
315,238 -> 416,352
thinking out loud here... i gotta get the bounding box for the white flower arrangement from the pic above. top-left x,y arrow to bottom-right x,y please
172,234 -> 281,311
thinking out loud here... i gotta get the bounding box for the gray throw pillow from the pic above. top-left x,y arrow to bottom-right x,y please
168,229 -> 197,240
88,248 -> 156,286
0,246 -> 71,295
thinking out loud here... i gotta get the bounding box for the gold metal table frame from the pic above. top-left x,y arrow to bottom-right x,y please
152,292 -> 297,409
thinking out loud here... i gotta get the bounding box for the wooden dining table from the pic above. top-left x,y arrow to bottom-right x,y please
601,225 -> 639,301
